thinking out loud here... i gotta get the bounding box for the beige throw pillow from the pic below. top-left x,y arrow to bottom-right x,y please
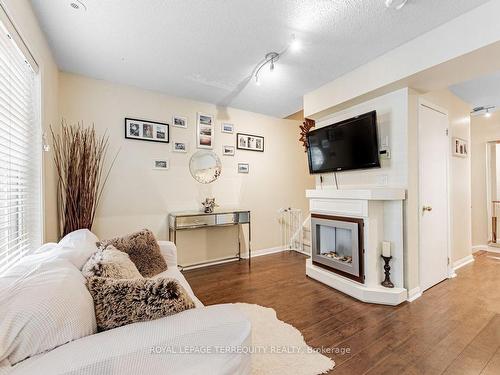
82,244 -> 142,279
86,276 -> 195,331
102,229 -> 167,277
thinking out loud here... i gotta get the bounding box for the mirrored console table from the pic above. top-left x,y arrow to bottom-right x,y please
168,209 -> 251,270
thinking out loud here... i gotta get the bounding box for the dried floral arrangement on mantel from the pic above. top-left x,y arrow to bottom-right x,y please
299,118 -> 315,152
51,121 -> 117,238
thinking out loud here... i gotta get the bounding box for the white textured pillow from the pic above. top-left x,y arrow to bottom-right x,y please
54,229 -> 100,269
0,258 -> 97,365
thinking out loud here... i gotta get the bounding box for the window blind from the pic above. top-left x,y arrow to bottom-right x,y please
0,18 -> 41,274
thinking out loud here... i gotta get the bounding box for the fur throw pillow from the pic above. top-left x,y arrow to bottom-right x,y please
86,276 -> 195,331
82,244 -> 142,279
101,229 -> 167,277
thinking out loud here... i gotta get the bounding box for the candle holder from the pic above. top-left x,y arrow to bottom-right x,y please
381,255 -> 394,288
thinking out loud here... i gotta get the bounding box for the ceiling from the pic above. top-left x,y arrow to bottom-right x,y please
450,71 -> 500,111
30,0 -> 491,118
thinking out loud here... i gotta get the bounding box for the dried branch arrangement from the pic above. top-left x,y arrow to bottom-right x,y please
299,118 -> 315,152
51,121 -> 116,238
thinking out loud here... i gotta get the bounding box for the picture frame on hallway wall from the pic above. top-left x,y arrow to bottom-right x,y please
125,118 -> 169,143
197,112 -> 214,149
452,137 -> 468,158
237,133 -> 264,152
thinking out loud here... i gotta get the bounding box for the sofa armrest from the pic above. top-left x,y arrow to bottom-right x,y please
158,241 -> 177,268
10,304 -> 251,375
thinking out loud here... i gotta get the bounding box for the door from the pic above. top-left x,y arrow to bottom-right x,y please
419,102 -> 450,292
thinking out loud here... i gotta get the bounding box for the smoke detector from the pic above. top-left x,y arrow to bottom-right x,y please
385,0 -> 409,10
471,106 -> 496,118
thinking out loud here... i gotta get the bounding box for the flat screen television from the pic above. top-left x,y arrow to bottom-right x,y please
307,110 -> 380,174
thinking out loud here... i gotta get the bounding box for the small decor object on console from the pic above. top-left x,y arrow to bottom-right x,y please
381,255 -> 394,288
299,118 -> 315,152
125,118 -> 169,143
201,197 -> 218,213
237,133 -> 264,152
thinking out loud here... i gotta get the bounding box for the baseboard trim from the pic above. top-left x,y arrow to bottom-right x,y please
241,246 -> 285,259
292,248 -> 312,256
472,245 -> 488,253
453,254 -> 475,271
407,287 -> 422,302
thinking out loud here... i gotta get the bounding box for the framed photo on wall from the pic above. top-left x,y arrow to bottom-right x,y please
125,118 -> 169,143
238,163 -> 249,174
172,141 -> 188,153
152,159 -> 169,170
221,123 -> 234,134
452,137 -> 468,158
237,133 -> 264,152
222,145 -> 235,156
197,112 -> 214,149
172,115 -> 187,129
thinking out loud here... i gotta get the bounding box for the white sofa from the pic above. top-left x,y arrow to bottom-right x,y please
0,230 -> 251,375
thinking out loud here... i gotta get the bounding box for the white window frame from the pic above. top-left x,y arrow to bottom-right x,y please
0,3 -> 43,273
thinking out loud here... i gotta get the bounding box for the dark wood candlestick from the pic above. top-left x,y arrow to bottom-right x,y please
381,255 -> 394,288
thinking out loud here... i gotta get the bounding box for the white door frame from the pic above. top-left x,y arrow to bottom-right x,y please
417,98 -> 455,290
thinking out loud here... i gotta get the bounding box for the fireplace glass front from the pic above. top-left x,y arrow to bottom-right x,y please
311,215 -> 364,283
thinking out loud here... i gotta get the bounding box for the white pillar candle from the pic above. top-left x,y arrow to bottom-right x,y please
382,241 -> 391,257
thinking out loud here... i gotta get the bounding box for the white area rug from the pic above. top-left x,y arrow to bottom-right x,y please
235,303 -> 335,375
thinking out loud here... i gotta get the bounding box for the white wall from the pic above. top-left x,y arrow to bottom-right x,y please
2,0 -> 59,242
471,112 -> 500,247
58,73 -> 314,265
308,87 -> 472,290
314,88 -> 409,189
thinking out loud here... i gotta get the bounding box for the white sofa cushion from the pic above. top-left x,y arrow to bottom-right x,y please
0,257 -> 97,365
51,229 -> 100,269
10,304 -> 251,375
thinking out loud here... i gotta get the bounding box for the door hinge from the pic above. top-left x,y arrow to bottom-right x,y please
448,257 -> 450,265
445,129 -> 449,136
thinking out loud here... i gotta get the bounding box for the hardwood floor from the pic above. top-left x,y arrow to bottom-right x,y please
184,251 -> 500,375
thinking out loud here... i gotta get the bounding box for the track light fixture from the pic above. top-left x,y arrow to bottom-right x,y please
470,106 -> 496,118
253,35 -> 300,86
254,52 -> 279,85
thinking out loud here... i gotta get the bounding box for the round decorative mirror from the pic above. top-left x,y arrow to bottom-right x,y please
189,150 -> 222,184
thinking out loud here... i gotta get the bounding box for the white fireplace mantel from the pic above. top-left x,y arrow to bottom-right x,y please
305,187 -> 408,306
306,188 -> 406,201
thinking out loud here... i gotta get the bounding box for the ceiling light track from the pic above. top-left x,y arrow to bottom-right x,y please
253,35 -> 300,86
471,105 -> 496,117
254,52 -> 279,86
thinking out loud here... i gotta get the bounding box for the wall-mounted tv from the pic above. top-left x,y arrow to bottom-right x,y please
307,110 -> 380,174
